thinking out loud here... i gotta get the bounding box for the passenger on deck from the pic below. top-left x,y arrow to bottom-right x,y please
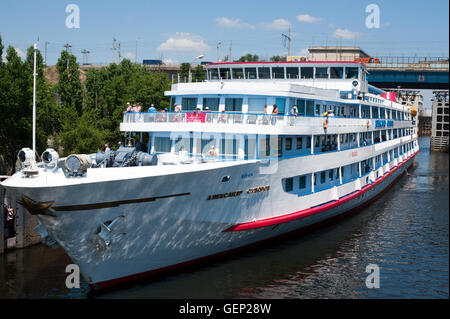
271,104 -> 278,125
289,105 -> 298,125
263,105 -> 269,125
123,102 -> 132,114
148,104 -> 156,122
218,110 -> 227,123
104,144 -> 110,152
209,145 -> 217,157
173,104 -> 182,122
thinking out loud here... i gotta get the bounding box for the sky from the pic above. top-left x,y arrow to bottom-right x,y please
0,0 -> 448,65
0,0 -> 448,107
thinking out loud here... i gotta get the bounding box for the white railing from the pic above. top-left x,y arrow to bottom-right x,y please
123,111 -> 412,130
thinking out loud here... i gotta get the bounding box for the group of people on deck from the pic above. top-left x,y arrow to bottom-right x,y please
123,102 -> 337,125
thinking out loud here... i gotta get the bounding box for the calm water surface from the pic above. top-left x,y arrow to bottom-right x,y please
0,137 -> 448,299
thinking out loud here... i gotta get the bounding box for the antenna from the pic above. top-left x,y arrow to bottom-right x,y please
112,37 -> 116,63
63,43 -> 72,53
216,41 -> 221,62
135,37 -> 139,64
81,49 -> 90,65
44,41 -> 49,66
32,39 -> 38,158
281,25 -> 291,57
118,42 -> 121,63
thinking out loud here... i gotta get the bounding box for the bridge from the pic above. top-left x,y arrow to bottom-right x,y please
366,56 -> 448,90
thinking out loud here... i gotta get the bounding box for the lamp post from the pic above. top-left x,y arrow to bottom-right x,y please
189,54 -> 204,82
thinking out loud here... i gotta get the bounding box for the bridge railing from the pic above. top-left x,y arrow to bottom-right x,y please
367,56 -> 449,70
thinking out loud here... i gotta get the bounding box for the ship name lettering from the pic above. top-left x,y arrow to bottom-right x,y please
246,185 -> 270,194
207,190 -> 243,200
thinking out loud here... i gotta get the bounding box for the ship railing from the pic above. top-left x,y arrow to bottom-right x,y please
123,111 -> 412,128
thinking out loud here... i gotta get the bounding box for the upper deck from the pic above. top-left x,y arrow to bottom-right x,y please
204,61 -> 369,94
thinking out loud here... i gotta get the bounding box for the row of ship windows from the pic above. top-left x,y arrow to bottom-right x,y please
283,141 -> 417,194
177,97 -> 410,120
207,66 -> 361,81
281,128 -> 414,153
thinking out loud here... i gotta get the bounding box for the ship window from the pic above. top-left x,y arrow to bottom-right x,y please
275,98 -> 286,115
301,67 -> 313,79
203,98 -> 220,111
286,67 -> 299,79
182,98 -> 198,111
232,68 -> 244,79
320,171 -> 326,184
306,100 -> 314,116
155,137 -> 171,153
306,136 -> 311,148
225,98 -> 243,112
248,97 -> 266,113
345,67 -> 358,79
272,67 -> 285,79
299,176 -> 306,189
437,107 -> 443,114
329,169 -> 334,180
296,137 -> 303,149
208,68 -> 219,80
296,99 -> 305,115
258,67 -> 271,79
220,68 -> 231,80
330,67 -> 344,79
315,67 -> 329,79
285,137 -> 292,150
285,178 -> 293,192
245,67 -> 257,79
315,136 -> 320,147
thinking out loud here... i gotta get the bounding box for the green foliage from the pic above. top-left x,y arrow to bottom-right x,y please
0,33 -> 172,173
180,63 -> 190,81
270,55 -> 287,62
56,50 -> 83,116
192,65 -> 205,82
235,54 -> 259,62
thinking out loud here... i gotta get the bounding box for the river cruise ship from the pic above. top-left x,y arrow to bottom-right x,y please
1,61 -> 419,290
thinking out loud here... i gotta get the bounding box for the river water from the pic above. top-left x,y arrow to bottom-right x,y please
0,137 -> 448,299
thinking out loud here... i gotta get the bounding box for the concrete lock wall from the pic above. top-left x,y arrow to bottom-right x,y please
1,184 -> 42,254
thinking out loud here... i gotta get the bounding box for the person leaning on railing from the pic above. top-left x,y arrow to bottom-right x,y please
271,104 -> 279,125
218,110 -> 227,123
173,104 -> 182,122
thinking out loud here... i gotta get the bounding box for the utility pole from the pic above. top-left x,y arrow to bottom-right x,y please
118,42 -> 121,63
81,49 -> 90,65
112,37 -> 116,64
281,26 -> 291,57
44,41 -> 49,66
135,37 -> 139,64
216,41 -> 221,62
63,43 -> 72,54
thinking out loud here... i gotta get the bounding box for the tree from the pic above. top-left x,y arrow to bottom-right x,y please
56,50 -> 83,116
270,55 -> 286,62
180,63 -> 190,81
192,65 -> 205,82
235,54 -> 259,62
0,45 -> 33,172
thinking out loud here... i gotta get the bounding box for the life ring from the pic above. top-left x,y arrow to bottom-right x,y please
323,119 -> 328,129
366,119 -> 370,128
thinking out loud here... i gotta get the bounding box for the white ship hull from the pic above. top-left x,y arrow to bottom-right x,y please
2,149 -> 418,290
